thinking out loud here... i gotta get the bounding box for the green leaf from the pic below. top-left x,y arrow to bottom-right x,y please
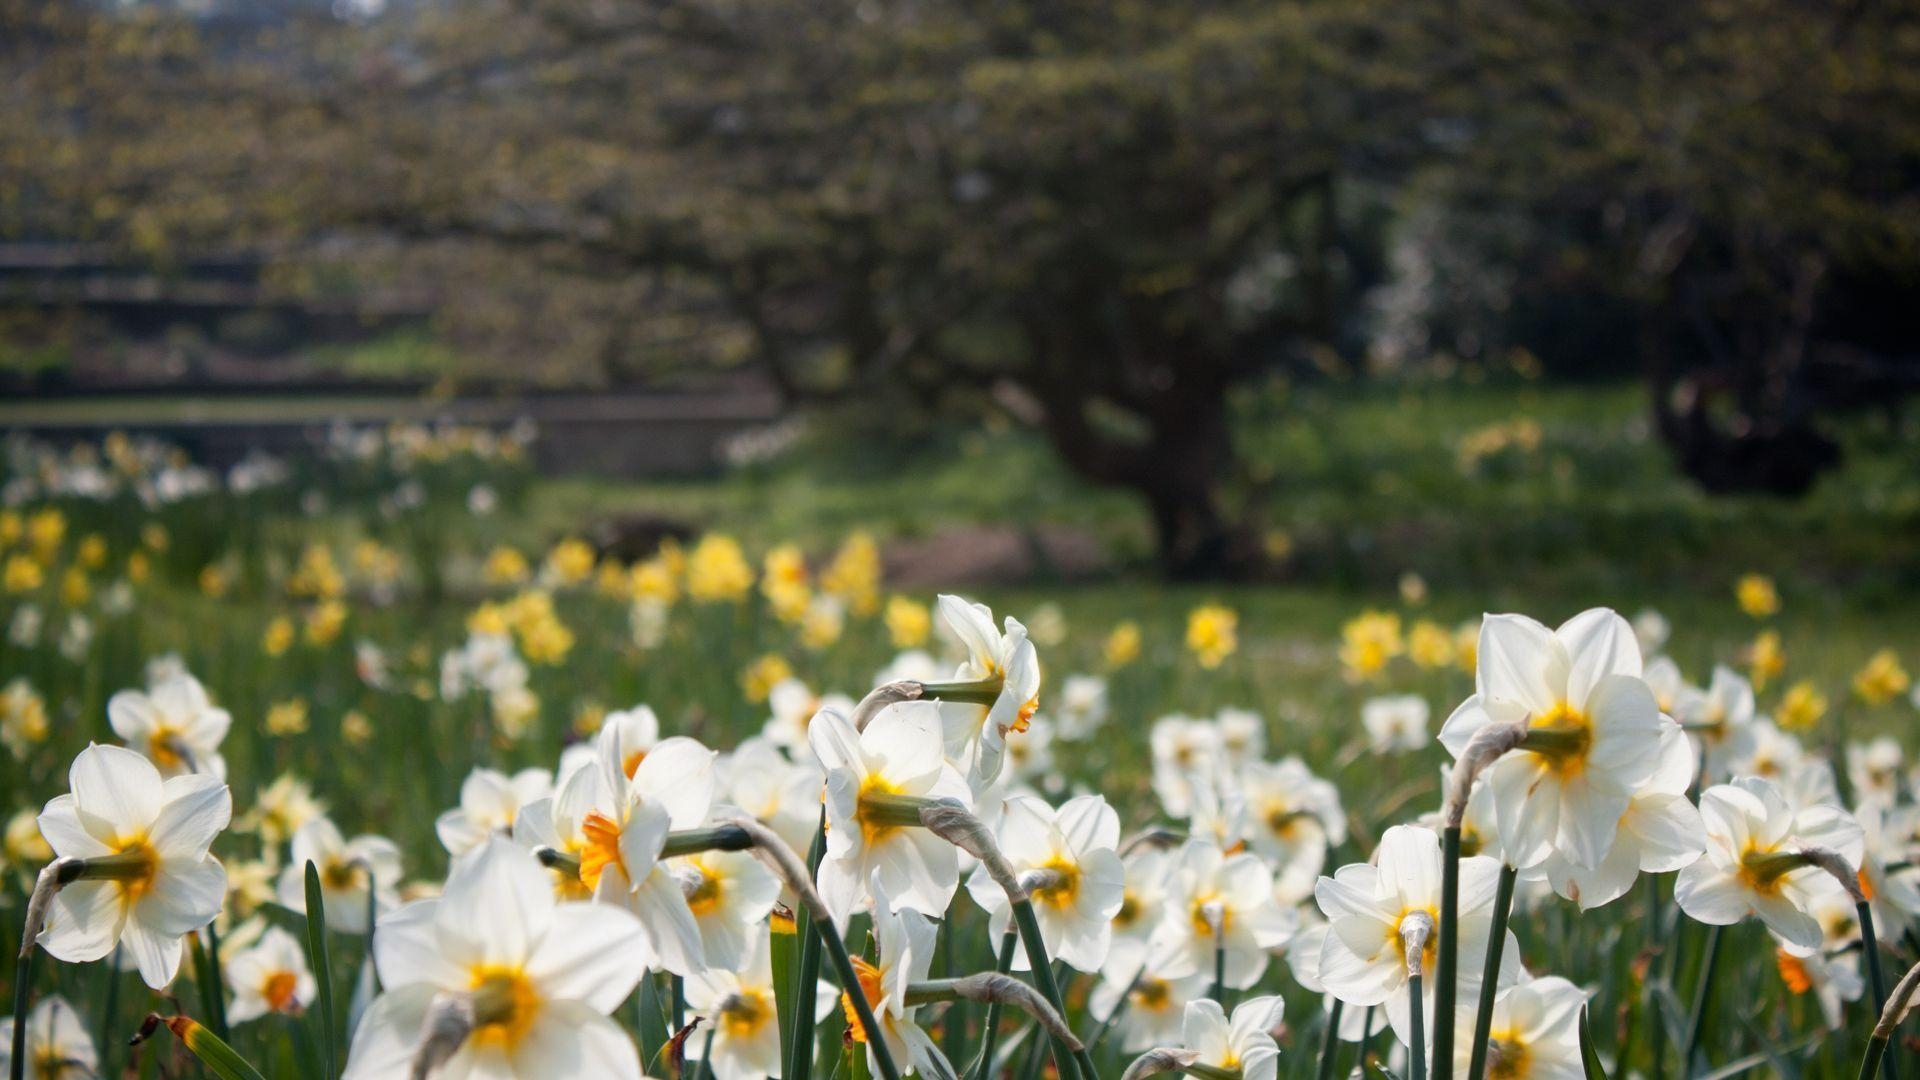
152,1016 -> 268,1080
304,861 -> 338,1080
770,913 -> 798,1072
1578,1003 -> 1609,1079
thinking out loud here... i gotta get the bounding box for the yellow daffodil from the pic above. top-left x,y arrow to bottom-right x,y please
1185,604 -> 1238,670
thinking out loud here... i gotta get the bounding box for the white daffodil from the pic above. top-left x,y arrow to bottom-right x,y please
1178,997 -> 1286,1080
1847,737 -> 1905,810
1632,609 -> 1670,656
1363,694 -> 1432,753
1090,971 -> 1209,1051
719,737 -> 822,861
1149,839 -> 1295,990
685,929 -> 835,1079
225,925 -> 318,1023
842,879 -> 958,1080
1051,674 -> 1110,741
1149,716 -> 1221,818
1732,720 -> 1811,784
517,729 -> 715,976
1283,920 -> 1373,1043
762,679 -> 854,762
1214,708 -> 1265,770
275,817 -> 403,935
345,838 -> 649,1079
0,996 -> 96,1080
600,704 -> 662,780
933,594 -> 1041,795
1314,824 -> 1512,1049
1675,776 -> 1865,951
36,744 -> 230,988
1540,724 -> 1705,910
1103,847 -> 1171,983
1845,803 -> 1920,945
810,703 -> 970,927
1238,756 -> 1346,892
236,773 -> 326,847
1773,941 -> 1864,1031
436,767 -> 554,857
672,848 -> 781,972
1439,608 -> 1668,871
965,793 -> 1125,973
1673,665 -> 1757,781
1447,975 -> 1587,1079
1642,656 -> 1694,717
107,671 -> 231,780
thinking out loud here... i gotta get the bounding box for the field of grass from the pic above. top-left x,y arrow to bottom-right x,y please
0,378 -> 1915,1078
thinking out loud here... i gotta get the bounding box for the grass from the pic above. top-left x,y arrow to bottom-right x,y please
0,377 -> 1914,1076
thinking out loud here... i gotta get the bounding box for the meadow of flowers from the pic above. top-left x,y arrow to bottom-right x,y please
1,426 -> 1917,1080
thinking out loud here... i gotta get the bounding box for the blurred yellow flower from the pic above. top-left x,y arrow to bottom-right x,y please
1454,620 -> 1480,673
263,616 -> 295,657
573,701 -> 607,738
884,595 -> 931,648
238,773 -> 325,845
304,600 -> 348,646
544,537 -> 596,586
1736,574 -> 1780,619
1407,619 -> 1455,669
353,541 -> 403,588
1,678 -> 49,759
4,554 -> 43,593
800,596 -> 846,650
820,532 -> 882,616
1262,529 -> 1295,561
594,559 -> 633,601
59,567 -> 90,606
199,564 -> 231,599
126,551 -> 150,584
1398,572 -> 1429,606
3,808 -> 51,869
742,653 -> 794,703
77,534 -> 107,569
519,615 -> 575,664
1340,610 -> 1404,681
467,601 -> 509,637
340,709 -> 373,746
265,700 -> 309,737
484,546 -> 531,586
288,544 -> 344,600
26,508 -> 65,558
1775,680 -> 1828,732
1186,604 -> 1239,670
1853,649 -> 1910,706
1746,630 -> 1785,690
1105,621 -> 1142,668
141,522 -> 169,552
630,556 -> 679,605
687,534 -> 754,603
0,510 -> 20,548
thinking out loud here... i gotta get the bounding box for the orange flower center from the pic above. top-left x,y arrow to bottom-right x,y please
264,971 -> 300,1012
1776,950 -> 1813,994
579,810 -> 626,892
840,957 -> 885,1043
622,749 -> 646,780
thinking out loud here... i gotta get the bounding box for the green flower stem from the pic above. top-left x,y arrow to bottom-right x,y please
914,678 -> 1005,707
770,915 -> 799,1071
1858,957 -> 1920,1080
671,974 -> 686,1035
1644,876 -> 1664,1080
1009,898 -> 1090,1080
1316,998 -> 1345,1080
788,811 -> 828,1080
1857,901 -> 1894,1080
1432,825 -> 1462,1080
96,945 -> 122,1077
1210,932 -> 1226,1005
816,913 -> 902,1080
694,1024 -> 716,1080
1465,864 -> 1519,1080
1682,923 -> 1722,1073
1408,970 -> 1428,1080
203,921 -> 230,1041
858,792 -> 946,830
972,930 -> 1018,1080
660,824 -> 756,859
9,946 -> 34,1080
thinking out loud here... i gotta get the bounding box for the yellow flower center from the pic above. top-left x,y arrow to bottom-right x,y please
622,749 -> 646,780
1486,1031 -> 1532,1078
108,838 -> 161,903
1391,906 -> 1439,972
720,989 -> 772,1040
321,858 -> 364,892
855,775 -> 904,847
1011,697 -> 1039,735
1132,978 -> 1172,1011
468,967 -> 541,1050
685,860 -> 726,916
1527,702 -> 1593,777
1189,896 -> 1231,939
1029,855 -> 1081,909
1113,891 -> 1140,929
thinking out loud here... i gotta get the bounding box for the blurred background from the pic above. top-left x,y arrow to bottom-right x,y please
2,0 -> 1916,600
